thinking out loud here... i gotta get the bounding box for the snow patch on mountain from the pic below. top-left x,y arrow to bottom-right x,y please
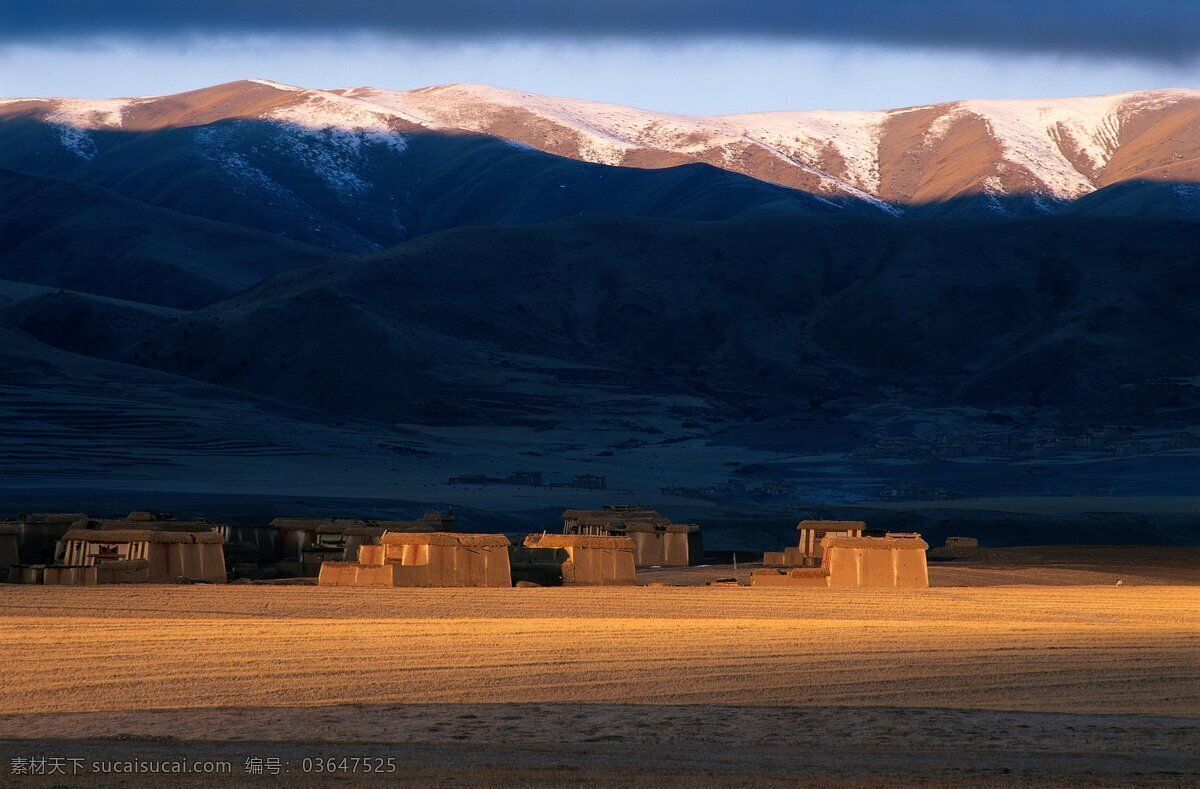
193,126 -> 293,201
191,91 -> 412,196
353,84 -> 881,196
264,93 -> 410,153
45,98 -> 132,160
252,91 -> 417,193
727,111 -> 887,194
247,78 -> 304,92
925,89 -> 1200,199
269,125 -> 380,193
738,133 -> 899,215
960,95 -> 1130,198
324,87 -> 446,130
355,83 -> 671,164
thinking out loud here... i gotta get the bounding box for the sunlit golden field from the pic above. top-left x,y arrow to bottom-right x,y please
3,584 -> 1200,718
2,557 -> 1199,785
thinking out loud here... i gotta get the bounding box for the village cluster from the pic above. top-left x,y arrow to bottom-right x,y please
1,507 -> 934,589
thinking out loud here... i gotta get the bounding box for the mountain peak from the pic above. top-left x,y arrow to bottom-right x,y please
246,78 -> 305,92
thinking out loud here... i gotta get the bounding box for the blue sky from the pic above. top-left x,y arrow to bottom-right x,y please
2,2 -> 1199,113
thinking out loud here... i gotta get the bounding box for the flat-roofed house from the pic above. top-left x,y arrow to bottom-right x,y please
319,532 -> 511,588
345,512 -> 458,562
752,532 -> 929,589
822,534 -> 929,589
272,511 -> 456,569
764,520 -> 866,567
54,529 -> 227,584
517,533 -> 636,585
562,506 -> 667,535
796,520 -> 866,565
270,517 -> 330,563
215,523 -> 282,569
561,507 -> 702,567
621,521 -> 702,567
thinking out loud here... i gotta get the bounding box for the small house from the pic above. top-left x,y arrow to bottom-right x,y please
54,529 -> 227,584
563,506 -> 667,535
622,521 -> 701,567
272,511 -> 456,568
561,507 -> 702,567
764,520 -> 866,567
796,520 -> 866,565
339,513 -> 458,562
332,525 -> 385,563
752,532 -> 929,589
516,534 -> 636,585
270,517 -> 329,562
822,534 -> 929,588
319,532 -> 511,588
215,523 -> 282,570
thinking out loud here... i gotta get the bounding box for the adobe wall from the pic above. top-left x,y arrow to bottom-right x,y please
358,545 -> 386,565
629,531 -> 694,567
824,545 -> 929,589
42,566 -> 98,586
562,546 -> 636,585
395,544 -> 511,587
146,542 -> 227,583
317,561 -> 362,586
750,568 -> 830,588
97,560 -> 151,584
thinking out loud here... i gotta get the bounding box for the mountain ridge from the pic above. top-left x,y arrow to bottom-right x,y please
7,79 -> 1200,217
119,212 -> 1200,430
0,80 -> 865,252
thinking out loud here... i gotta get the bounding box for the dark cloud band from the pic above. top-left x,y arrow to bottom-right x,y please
2,1 -> 1195,61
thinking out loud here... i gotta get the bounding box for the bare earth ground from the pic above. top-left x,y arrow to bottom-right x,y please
1,551 -> 1199,785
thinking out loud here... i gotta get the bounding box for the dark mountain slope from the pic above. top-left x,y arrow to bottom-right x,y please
1,289 -> 180,358
0,320 -> 448,495
0,108 -> 874,253
0,169 -> 334,308
123,214 -> 1200,431
1065,179 -> 1200,219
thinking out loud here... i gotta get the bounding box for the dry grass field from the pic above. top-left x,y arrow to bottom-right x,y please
2,563 -> 1199,786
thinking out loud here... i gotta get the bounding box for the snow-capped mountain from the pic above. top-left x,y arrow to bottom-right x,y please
343,83 -> 1200,211
3,78 -> 1200,231
0,79 -> 857,252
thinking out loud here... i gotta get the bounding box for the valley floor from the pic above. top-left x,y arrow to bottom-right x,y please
1,573 -> 1198,785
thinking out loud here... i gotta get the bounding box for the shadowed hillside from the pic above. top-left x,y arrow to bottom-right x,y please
121,213 -> 1200,431
0,168 -> 334,308
0,110 -> 870,253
